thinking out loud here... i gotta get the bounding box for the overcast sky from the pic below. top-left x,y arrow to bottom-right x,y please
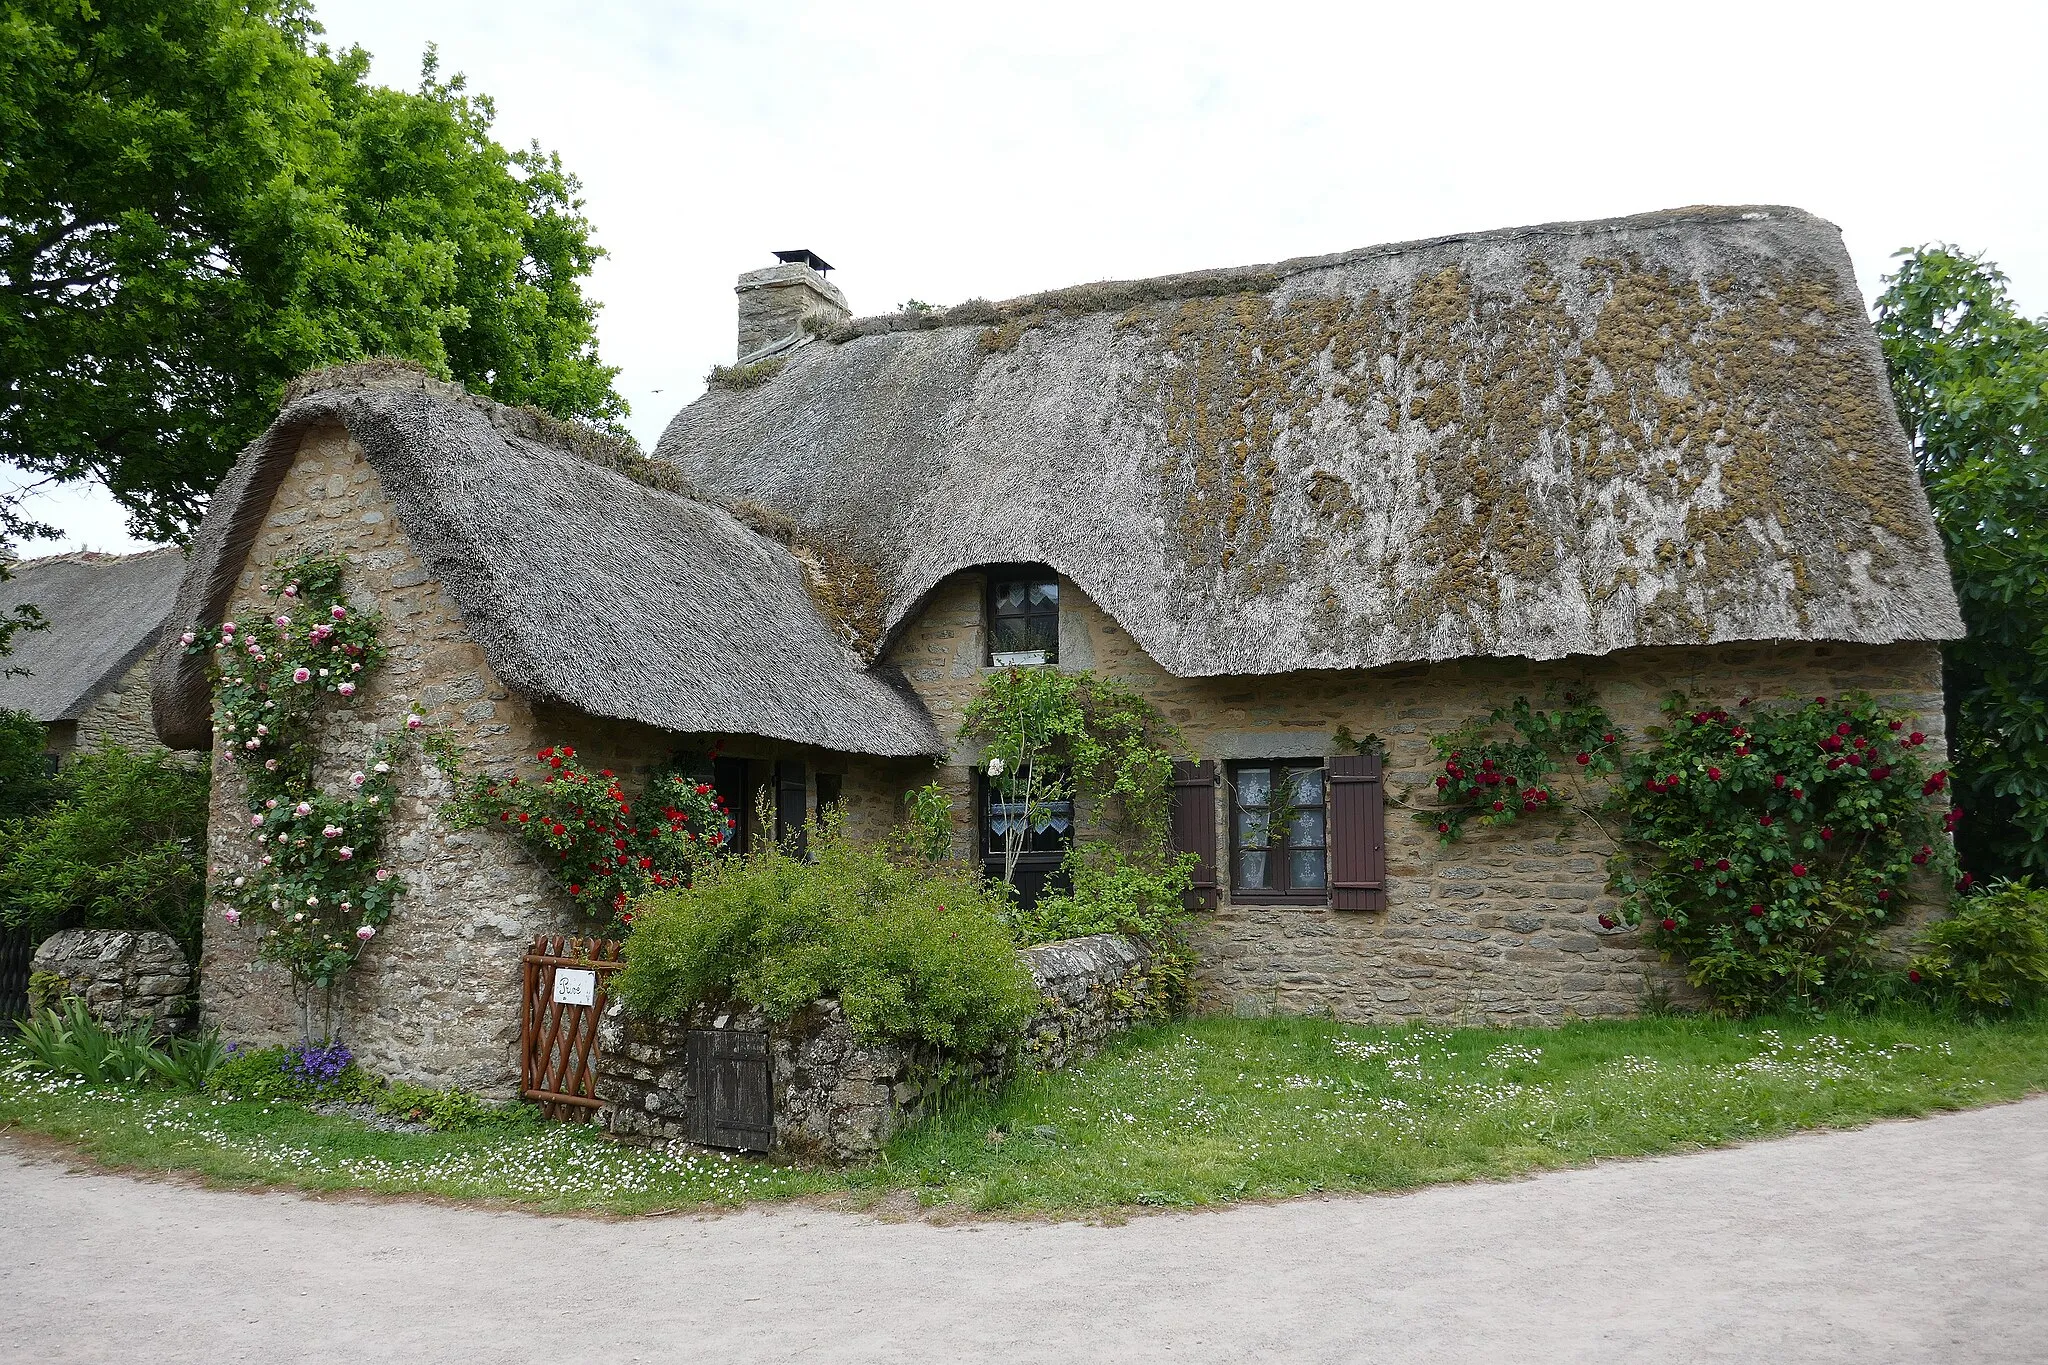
16,0 -> 2046,553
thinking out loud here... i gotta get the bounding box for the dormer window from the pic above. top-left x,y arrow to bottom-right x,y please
987,566 -> 1059,666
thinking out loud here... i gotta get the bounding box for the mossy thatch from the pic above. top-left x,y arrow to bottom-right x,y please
658,205 -> 1962,677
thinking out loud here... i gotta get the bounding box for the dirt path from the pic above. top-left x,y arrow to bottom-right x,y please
4,1098 -> 2044,1363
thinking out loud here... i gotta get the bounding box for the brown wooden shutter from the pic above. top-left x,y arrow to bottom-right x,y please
1328,752 -> 1386,911
1171,760 -> 1219,911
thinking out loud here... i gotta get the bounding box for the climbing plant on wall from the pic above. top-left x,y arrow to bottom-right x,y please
435,744 -> 729,930
1423,690 -> 1959,1014
186,553 -> 411,1025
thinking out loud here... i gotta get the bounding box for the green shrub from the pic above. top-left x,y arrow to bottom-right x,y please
144,1031 -> 230,1091
205,1043 -> 374,1103
373,1079 -> 536,1132
0,707 -> 54,820
1011,843 -> 1192,943
1607,693 -> 1949,1015
617,822 -> 1039,1053
0,747 -> 210,959
1910,880 -> 2048,1012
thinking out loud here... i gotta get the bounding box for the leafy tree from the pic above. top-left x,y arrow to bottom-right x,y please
1875,248 -> 2048,880
0,707 -> 54,819
0,746 -> 212,959
0,0 -> 625,542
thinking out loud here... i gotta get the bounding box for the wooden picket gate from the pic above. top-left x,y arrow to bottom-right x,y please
519,934 -> 624,1121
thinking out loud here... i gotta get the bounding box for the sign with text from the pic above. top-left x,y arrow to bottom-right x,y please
552,968 -> 597,1007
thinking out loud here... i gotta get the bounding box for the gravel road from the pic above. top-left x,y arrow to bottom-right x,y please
4,1098 -> 2044,1363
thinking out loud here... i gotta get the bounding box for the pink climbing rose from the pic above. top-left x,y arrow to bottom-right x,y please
292,666 -> 311,683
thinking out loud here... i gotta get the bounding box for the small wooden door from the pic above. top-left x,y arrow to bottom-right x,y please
686,1027 -> 773,1151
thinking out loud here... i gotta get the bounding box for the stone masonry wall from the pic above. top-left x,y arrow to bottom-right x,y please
70,651 -> 164,756
31,929 -> 193,1035
884,571 -> 1950,1026
597,933 -> 1153,1161
200,424 -> 911,1094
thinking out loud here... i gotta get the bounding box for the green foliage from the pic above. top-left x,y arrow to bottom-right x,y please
1875,248 -> 2048,882
8,997 -> 158,1084
205,1043 -> 372,1103
0,1 -> 625,541
1608,693 -> 1950,1015
1419,694 -> 1623,842
144,1031 -> 231,1091
1910,880 -> 2048,1013
438,743 -> 729,929
1013,844 -> 1199,1013
191,554 -> 404,988
372,1078 -> 536,1132
903,779 -> 954,862
1011,843 -> 1195,945
0,707 -> 54,820
617,822 -> 1040,1054
0,746 -> 211,960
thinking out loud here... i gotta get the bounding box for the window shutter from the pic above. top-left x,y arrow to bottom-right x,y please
1328,752 -> 1386,911
774,759 -> 808,852
1170,760 -> 1219,911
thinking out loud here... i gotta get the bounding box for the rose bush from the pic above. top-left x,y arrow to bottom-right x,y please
1609,693 -> 1954,1014
443,746 -> 729,929
186,554 -> 408,995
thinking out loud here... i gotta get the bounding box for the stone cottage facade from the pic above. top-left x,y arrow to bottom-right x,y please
156,204 -> 1963,1088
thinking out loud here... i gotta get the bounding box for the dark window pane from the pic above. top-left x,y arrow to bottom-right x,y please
1288,807 -> 1326,849
1236,809 -> 1270,850
1290,767 -> 1325,808
1237,767 -> 1271,809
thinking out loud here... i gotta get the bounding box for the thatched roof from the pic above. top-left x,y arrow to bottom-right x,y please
0,549 -> 184,723
656,205 -> 1962,677
152,367 -> 943,757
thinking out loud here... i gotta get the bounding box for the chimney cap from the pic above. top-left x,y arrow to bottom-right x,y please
772,248 -> 834,274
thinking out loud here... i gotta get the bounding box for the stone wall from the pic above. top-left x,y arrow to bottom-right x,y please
597,933 -> 1153,1161
884,570 -> 1951,1026
199,424 -> 913,1094
31,929 -> 193,1035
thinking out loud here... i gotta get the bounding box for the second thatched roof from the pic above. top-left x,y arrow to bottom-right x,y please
657,205 -> 1962,677
0,549 -> 184,723
153,368 -> 943,757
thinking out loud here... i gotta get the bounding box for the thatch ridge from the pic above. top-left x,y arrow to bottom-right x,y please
658,205 -> 1962,679
153,373 -> 943,757
0,548 -> 185,723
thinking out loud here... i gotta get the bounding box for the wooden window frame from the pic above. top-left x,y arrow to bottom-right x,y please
985,565 -> 1060,666
1227,760 -> 1330,906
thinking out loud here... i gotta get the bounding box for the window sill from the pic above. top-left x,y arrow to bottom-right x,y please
1229,891 -> 1331,907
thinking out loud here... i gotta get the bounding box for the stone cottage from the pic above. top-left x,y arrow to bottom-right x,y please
156,204 -> 1962,1088
0,548 -> 185,759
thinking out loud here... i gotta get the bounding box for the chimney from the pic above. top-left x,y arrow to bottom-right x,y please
734,249 -> 850,361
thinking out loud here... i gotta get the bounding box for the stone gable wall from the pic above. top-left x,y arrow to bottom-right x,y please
884,571 -> 1949,1025
199,425 -> 913,1093
68,651 -> 163,756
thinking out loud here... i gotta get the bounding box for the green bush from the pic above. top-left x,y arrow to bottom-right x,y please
205,1043 -> 374,1103
1010,843 -> 1192,943
1607,693 -> 1948,1015
1911,880 -> 2048,1012
373,1079 -> 537,1132
0,708 -> 54,820
0,747 -> 210,959
617,822 -> 1039,1053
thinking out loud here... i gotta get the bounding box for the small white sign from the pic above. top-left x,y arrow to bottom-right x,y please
992,650 -> 1048,667
552,968 -> 597,1007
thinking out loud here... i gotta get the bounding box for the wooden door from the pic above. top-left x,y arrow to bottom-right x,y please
686,1027 -> 773,1151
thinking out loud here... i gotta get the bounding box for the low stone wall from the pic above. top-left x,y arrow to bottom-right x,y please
596,933 -> 1153,1161
31,929 -> 194,1035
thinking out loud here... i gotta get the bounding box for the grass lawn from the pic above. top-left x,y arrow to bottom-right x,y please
4,1009 -> 2046,1216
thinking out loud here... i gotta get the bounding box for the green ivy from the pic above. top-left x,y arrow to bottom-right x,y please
1608,693 -> 1954,1014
